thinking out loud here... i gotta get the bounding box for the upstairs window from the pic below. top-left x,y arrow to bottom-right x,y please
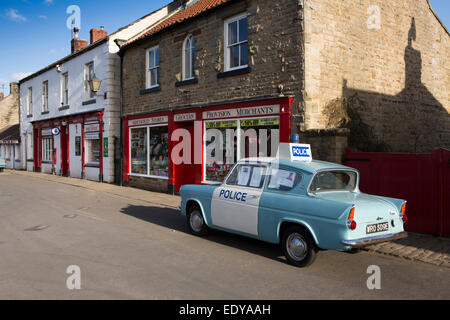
27,87 -> 33,115
84,62 -> 95,100
42,81 -> 48,112
183,35 -> 195,80
61,72 -> 69,106
146,46 -> 160,89
224,13 -> 248,71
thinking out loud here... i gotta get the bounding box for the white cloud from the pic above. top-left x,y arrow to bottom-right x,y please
5,9 -> 27,23
44,0 -> 54,4
39,15 -> 47,20
11,72 -> 32,81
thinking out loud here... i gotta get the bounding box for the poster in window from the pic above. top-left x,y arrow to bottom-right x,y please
75,136 -> 81,156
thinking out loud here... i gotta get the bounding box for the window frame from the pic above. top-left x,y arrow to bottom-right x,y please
84,62 -> 95,101
61,72 -> 69,106
41,81 -> 48,113
128,124 -> 169,180
42,136 -> 53,163
27,87 -> 33,116
224,12 -> 248,72
85,137 -> 101,165
202,115 -> 280,184
307,169 -> 359,194
146,46 -> 160,89
182,35 -> 195,81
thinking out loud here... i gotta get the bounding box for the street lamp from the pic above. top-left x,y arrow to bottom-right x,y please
88,74 -> 107,99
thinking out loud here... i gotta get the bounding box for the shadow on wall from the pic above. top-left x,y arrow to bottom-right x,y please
324,18 -> 449,153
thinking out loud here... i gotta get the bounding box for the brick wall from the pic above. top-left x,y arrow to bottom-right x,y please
303,0 -> 449,153
122,0 -> 304,130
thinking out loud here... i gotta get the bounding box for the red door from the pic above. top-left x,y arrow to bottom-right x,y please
174,122 -> 199,192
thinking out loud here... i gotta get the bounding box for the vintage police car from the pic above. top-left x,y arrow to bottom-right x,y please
179,144 -> 408,267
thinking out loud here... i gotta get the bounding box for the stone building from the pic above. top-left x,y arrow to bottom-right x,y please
0,82 -> 21,168
119,0 -> 449,193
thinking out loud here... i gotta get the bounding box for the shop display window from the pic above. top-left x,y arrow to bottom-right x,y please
86,138 -> 100,164
130,127 -> 148,175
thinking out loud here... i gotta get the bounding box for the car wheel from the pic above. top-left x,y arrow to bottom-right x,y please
282,226 -> 318,267
187,205 -> 209,236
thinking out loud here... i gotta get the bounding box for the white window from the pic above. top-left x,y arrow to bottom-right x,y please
130,125 -> 169,178
182,35 -> 195,80
42,136 -> 53,162
42,81 -> 48,112
84,62 -> 95,100
27,87 -> 33,115
224,13 -> 248,71
85,138 -> 100,164
146,46 -> 160,88
61,72 -> 69,106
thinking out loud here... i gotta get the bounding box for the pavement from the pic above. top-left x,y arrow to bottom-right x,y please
0,169 -> 449,299
5,169 -> 450,269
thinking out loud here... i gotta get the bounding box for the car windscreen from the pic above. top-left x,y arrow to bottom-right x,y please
309,170 -> 357,193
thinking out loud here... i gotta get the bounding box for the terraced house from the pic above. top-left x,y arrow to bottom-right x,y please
119,0 -> 449,193
18,3 -> 179,182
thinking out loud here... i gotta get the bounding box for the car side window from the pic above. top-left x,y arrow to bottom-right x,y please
267,168 -> 302,191
226,164 -> 267,189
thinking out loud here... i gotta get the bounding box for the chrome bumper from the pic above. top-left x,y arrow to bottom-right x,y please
341,231 -> 408,248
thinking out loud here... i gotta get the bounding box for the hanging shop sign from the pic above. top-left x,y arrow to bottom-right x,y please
128,116 -> 168,126
174,113 -> 196,122
51,127 -> 61,136
203,105 -> 280,120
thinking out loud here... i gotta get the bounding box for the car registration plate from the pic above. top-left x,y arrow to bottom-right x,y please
366,222 -> 389,234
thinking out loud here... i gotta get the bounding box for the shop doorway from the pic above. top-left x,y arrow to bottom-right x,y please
60,126 -> 69,176
174,121 -> 199,192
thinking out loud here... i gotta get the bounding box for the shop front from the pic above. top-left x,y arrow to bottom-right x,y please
123,97 -> 292,193
31,109 -> 105,182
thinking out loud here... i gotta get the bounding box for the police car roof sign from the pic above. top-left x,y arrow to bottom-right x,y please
277,143 -> 312,162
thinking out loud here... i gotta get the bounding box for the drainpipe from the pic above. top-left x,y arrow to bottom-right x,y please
115,39 -> 125,186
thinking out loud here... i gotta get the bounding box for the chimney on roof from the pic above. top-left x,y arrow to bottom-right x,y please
90,26 -> 108,44
71,27 -> 88,54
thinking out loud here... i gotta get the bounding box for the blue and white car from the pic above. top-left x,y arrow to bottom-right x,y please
179,144 -> 408,267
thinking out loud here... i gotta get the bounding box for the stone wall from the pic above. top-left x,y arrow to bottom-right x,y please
0,83 -> 19,131
303,0 -> 449,153
122,0 -> 304,131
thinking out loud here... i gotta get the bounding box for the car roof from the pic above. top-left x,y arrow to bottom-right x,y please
237,157 -> 357,174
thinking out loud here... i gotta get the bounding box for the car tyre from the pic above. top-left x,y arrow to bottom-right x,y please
282,226 -> 318,267
187,205 -> 209,236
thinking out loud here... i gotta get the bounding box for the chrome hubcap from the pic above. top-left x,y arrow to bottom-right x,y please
190,212 -> 203,232
286,233 -> 307,261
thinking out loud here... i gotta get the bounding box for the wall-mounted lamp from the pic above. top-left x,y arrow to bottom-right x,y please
88,74 -> 107,99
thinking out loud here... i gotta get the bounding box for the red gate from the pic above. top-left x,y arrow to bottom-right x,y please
344,148 -> 450,236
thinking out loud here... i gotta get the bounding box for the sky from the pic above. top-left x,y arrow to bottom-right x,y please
0,0 -> 449,96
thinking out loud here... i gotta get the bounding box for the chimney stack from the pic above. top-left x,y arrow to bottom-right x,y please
71,27 -> 88,54
90,26 -> 108,44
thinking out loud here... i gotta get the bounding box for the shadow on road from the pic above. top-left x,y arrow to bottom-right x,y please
120,204 -> 285,264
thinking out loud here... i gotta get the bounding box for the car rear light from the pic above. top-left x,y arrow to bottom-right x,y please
347,206 -> 356,230
401,214 -> 408,223
400,202 -> 407,223
347,220 -> 357,230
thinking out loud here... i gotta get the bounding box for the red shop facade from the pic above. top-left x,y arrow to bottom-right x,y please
31,109 -> 105,181
123,97 -> 293,193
